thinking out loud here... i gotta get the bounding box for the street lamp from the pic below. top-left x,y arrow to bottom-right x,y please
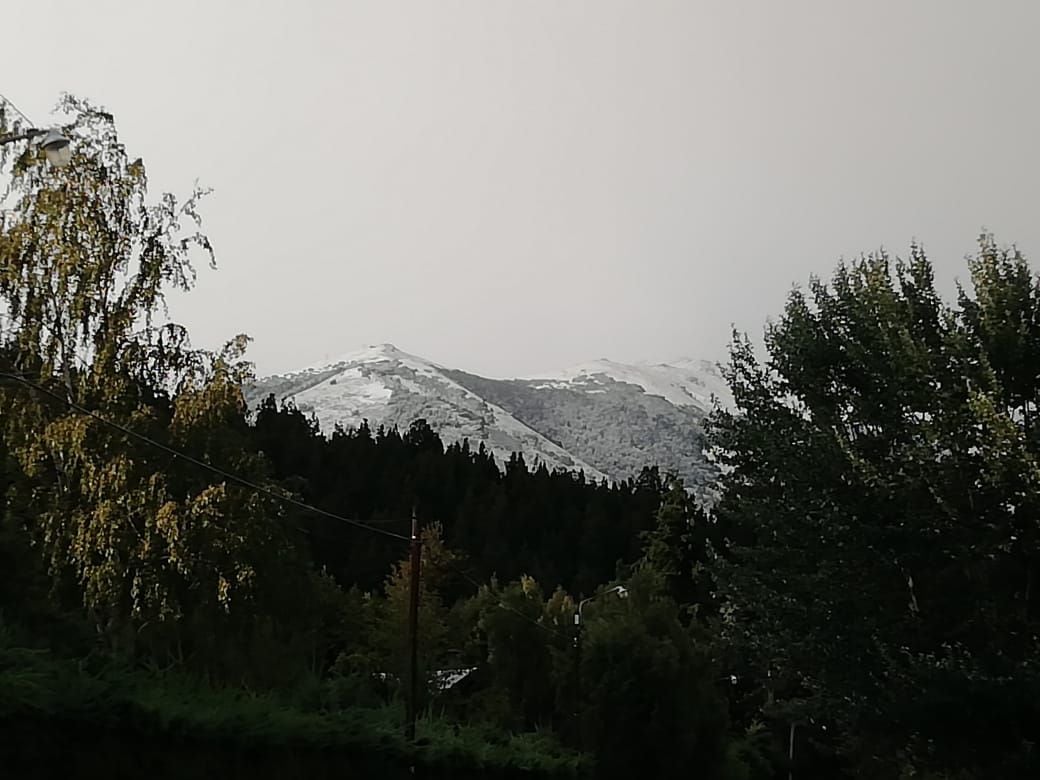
572,584 -> 629,749
37,129 -> 72,167
0,126 -> 72,168
574,584 -> 628,631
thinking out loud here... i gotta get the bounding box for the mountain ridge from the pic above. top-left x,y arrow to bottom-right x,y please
247,343 -> 728,489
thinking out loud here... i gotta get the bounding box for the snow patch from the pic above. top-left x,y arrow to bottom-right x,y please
523,357 -> 732,411
268,343 -> 609,480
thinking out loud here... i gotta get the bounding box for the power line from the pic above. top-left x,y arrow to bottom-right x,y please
0,369 -> 410,543
1,366 -> 583,631
2,368 -> 574,643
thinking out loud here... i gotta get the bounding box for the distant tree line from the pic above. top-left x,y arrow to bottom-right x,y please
250,401 -> 665,596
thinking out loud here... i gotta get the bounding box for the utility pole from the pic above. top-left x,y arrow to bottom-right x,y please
405,507 -> 422,742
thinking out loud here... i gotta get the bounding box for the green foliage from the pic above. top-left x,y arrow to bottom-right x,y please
638,472 -> 721,616
368,523 -> 458,705
709,238 -> 1040,776
577,571 -> 729,779
0,96 -> 317,680
463,576 -> 571,731
0,619 -> 582,775
718,721 -> 776,780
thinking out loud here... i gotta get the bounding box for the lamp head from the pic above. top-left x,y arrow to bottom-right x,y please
38,129 -> 71,168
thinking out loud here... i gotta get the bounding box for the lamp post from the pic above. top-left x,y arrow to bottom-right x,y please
405,507 -> 422,743
0,126 -> 72,167
573,584 -> 628,748
575,584 -> 628,630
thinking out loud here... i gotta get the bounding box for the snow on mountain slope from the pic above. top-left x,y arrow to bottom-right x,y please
527,357 -> 732,411
446,358 -> 728,491
249,344 -> 731,491
247,344 -> 609,480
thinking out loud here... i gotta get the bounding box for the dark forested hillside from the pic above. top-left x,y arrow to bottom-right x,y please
250,396 -> 664,596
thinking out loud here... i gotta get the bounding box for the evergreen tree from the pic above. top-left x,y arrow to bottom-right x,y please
463,575 -> 565,731
578,572 -> 729,780
638,474 -> 720,618
369,523 -> 459,707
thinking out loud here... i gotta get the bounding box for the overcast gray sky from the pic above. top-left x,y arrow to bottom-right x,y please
5,1 -> 1039,378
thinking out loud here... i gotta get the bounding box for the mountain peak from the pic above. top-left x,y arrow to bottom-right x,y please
250,344 -> 726,491
302,342 -> 432,372
250,345 -> 610,480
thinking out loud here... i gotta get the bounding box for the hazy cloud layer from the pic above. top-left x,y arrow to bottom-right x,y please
4,0 -> 1038,376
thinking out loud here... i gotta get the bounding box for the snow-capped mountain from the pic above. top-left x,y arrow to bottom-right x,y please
247,344 -> 609,479
248,344 -> 730,488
